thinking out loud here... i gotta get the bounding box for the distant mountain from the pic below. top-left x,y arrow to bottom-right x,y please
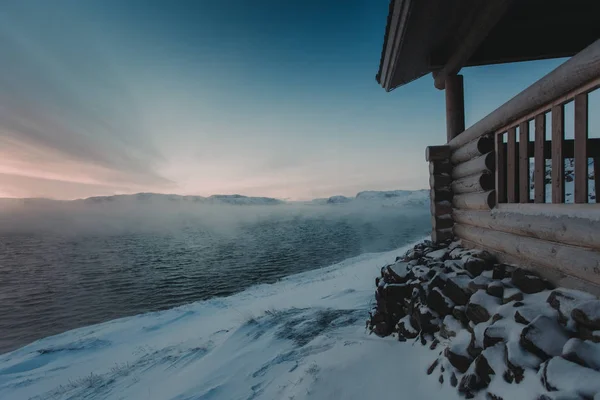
0,189 -> 430,207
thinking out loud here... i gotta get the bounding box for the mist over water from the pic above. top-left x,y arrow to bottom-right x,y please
0,199 -> 429,354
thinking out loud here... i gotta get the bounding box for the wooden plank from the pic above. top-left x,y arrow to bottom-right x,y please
596,158 -> 600,203
433,0 -> 515,89
431,228 -> 454,244
430,201 -> 453,216
534,114 -> 546,203
453,208 -> 600,251
432,215 -> 454,230
429,174 -> 452,189
521,138 -> 600,159
451,172 -> 494,194
519,121 -> 530,203
575,93 -> 589,203
430,189 -> 453,203
460,238 -> 600,298
445,75 -> 465,141
454,223 -> 600,286
453,190 -> 496,210
426,145 -> 451,161
452,152 -> 495,179
430,160 -> 453,175
450,135 -> 494,164
496,132 -> 507,204
551,105 -> 565,203
507,127 -> 518,203
447,39 -> 600,150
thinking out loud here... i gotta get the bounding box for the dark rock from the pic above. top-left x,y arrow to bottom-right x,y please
486,392 -> 503,400
430,338 -> 440,350
397,317 -> 418,339
578,324 -> 600,343
513,301 -> 525,307
466,302 -> 491,325
467,333 -> 482,359
486,281 -> 504,299
427,288 -> 454,317
439,374 -> 444,384
445,347 -> 472,373
428,274 -> 447,292
464,257 -> 489,277
484,324 -> 508,349
572,300 -> 600,330
492,264 -> 507,280
520,316 -> 570,361
562,338 -> 600,371
427,358 -> 439,375
383,284 -> 413,303
469,275 -> 492,292
452,306 -> 470,326
458,355 -> 492,395
385,262 -> 413,284
540,356 -> 600,398
502,288 -> 524,304
511,268 -> 550,294
547,289 -> 595,325
411,306 -> 440,334
443,276 -> 471,306
450,372 -> 458,387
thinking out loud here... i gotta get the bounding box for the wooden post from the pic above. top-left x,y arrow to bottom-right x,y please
534,114 -> 546,203
551,105 -> 565,204
518,121 -> 530,203
507,127 -> 518,203
445,74 -> 465,142
427,146 -> 455,244
496,132 -> 507,204
575,93 -> 589,203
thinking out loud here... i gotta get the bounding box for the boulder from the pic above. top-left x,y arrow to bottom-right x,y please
458,354 -> 494,395
445,330 -> 473,373
520,316 -> 570,361
502,287 -> 524,304
562,338 -> 600,371
427,287 -> 454,317
486,281 -> 504,299
466,290 -> 500,325
547,289 -> 596,325
426,248 -> 449,260
541,356 -> 600,398
469,275 -> 492,292
396,315 -> 418,339
452,305 -> 470,326
511,268 -> 550,294
572,301 -> 600,330
464,257 -> 489,277
386,262 -> 413,284
443,276 -> 472,306
440,315 -> 463,339
492,264 -> 507,280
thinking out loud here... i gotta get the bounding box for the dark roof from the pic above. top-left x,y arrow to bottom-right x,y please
377,0 -> 600,91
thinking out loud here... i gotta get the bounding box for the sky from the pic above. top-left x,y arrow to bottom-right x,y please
0,0 -> 569,200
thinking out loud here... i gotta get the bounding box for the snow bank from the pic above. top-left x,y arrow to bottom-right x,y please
0,241 -> 458,400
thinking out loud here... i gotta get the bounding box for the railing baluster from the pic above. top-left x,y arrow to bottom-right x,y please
518,121 -> 530,203
496,132 -> 507,204
534,114 -> 546,203
507,127 -> 518,203
551,105 -> 565,203
574,93 -> 589,203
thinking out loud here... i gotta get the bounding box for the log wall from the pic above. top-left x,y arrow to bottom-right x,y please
424,39 -> 600,293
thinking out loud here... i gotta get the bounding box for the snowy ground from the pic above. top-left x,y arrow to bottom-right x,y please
0,241 -> 461,400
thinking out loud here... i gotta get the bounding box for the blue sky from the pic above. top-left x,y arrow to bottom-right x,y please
0,0 -> 567,200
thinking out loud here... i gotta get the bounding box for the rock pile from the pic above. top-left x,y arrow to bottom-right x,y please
367,240 -> 600,399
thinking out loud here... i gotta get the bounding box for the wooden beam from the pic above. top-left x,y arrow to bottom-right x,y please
426,145 -> 451,161
453,190 -> 496,210
454,223 -> 600,286
507,127 -> 518,203
430,160 -> 453,175
451,172 -> 494,194
451,135 -> 494,164
431,189 -> 453,203
445,74 -> 465,141
518,121 -> 530,203
534,114 -> 546,203
429,174 -> 452,190
496,133 -> 507,204
575,93 -> 589,203
551,105 -> 565,203
453,208 -> 600,252
452,152 -> 495,179
432,228 -> 453,244
432,215 -> 454,230
595,158 -> 600,203
460,238 -> 600,298
430,201 -> 453,216
433,0 -> 514,89
447,39 -> 600,150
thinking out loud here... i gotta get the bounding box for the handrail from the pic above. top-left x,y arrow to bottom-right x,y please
448,39 -> 600,150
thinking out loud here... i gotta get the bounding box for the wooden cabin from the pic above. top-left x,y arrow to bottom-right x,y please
376,0 -> 600,295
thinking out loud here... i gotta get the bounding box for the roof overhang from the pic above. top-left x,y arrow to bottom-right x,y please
377,0 -> 600,91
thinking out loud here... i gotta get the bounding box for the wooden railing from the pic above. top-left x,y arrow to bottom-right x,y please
426,38 -> 600,295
